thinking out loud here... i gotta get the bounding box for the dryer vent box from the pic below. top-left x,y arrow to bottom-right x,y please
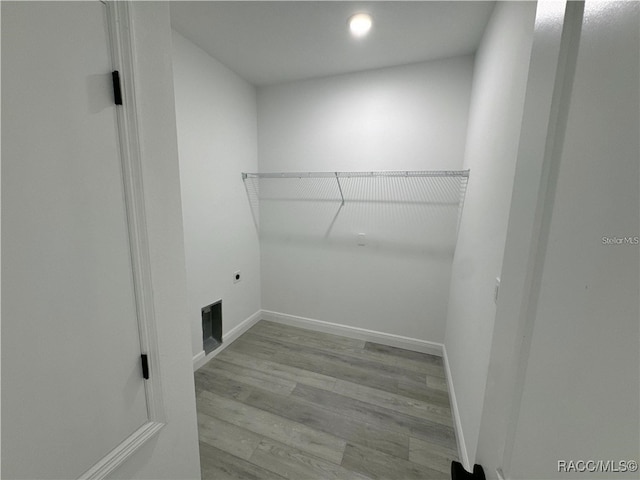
202,300 -> 222,355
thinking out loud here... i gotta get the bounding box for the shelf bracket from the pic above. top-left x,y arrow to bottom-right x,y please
335,172 -> 345,206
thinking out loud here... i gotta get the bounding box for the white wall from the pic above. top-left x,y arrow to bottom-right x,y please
107,3 -> 200,478
443,1 -> 536,468
507,1 -> 639,477
474,2 -> 571,475
1,2 -> 5,471
257,58 -> 474,343
171,31 -> 261,361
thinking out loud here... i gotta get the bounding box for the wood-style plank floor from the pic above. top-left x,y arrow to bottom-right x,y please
195,320 -> 458,479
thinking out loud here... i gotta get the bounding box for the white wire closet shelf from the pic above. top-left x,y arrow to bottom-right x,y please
242,170 -> 470,207
242,170 -> 470,238
242,170 -> 469,179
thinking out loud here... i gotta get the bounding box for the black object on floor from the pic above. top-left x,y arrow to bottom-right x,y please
451,461 -> 486,480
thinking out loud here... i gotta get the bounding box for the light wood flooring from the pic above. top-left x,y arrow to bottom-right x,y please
194,320 -> 458,479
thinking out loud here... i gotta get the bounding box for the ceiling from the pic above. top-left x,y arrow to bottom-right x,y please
170,1 -> 495,86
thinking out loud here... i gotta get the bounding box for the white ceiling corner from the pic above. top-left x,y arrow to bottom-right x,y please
169,1 -> 495,86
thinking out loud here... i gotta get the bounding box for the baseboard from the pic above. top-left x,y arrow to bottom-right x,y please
261,310 -> 443,356
192,309 -> 262,371
192,350 -> 206,371
194,308 -> 444,365
443,344 -> 471,471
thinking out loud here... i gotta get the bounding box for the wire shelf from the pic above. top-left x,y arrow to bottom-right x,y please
242,170 -> 469,180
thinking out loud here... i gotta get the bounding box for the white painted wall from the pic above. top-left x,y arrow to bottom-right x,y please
443,1 -> 536,468
506,2 -> 639,477
474,2 -> 572,476
171,31 -> 261,361
1,3 -> 5,471
107,3 -> 200,478
257,58 -> 474,342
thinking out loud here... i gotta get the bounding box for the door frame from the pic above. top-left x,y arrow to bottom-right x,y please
79,2 -> 166,478
476,1 -> 586,476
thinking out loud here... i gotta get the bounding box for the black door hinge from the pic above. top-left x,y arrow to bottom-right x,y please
141,354 -> 149,380
112,70 -> 123,105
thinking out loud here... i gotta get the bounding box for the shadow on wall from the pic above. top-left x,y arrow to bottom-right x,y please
243,174 -> 468,256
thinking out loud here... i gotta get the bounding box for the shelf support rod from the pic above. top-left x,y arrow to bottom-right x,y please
335,172 -> 345,206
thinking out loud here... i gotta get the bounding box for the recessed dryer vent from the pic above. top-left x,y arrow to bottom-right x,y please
202,300 -> 222,355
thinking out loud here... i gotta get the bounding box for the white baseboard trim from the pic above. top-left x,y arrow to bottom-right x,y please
443,344 -> 471,472
261,310 -> 443,356
192,309 -> 262,371
192,350 -> 206,370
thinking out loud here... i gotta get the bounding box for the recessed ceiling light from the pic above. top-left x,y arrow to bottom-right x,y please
348,13 -> 372,38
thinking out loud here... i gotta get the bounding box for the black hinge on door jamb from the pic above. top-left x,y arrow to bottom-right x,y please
112,70 -> 123,105
141,354 -> 149,380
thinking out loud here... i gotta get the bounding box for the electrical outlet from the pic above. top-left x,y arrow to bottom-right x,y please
234,271 -> 241,283
494,277 -> 501,304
